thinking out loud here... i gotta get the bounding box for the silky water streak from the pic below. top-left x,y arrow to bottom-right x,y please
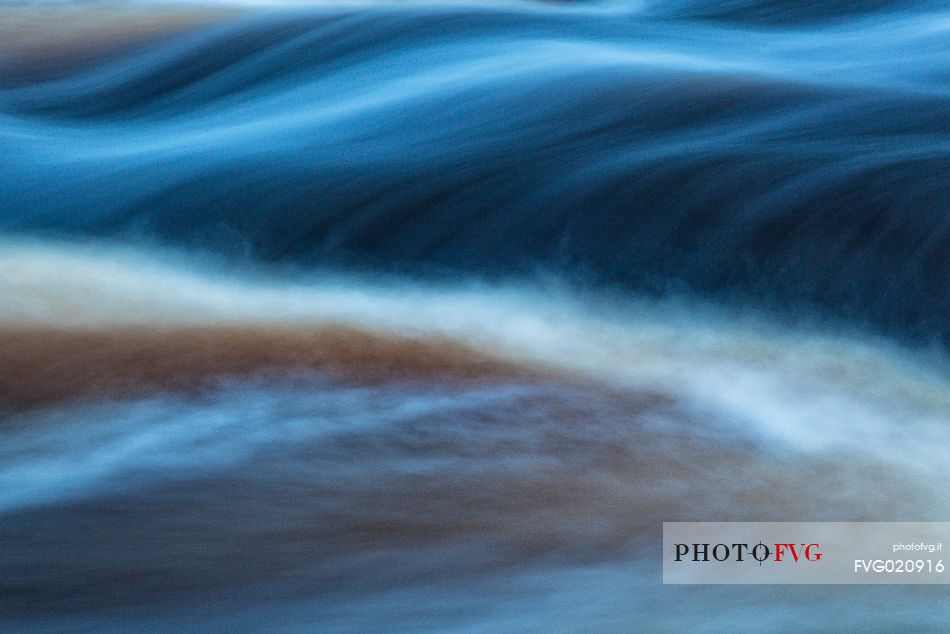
1,241 -> 950,629
4,0 -> 950,630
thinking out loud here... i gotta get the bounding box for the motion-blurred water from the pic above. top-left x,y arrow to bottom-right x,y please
2,1 -> 950,631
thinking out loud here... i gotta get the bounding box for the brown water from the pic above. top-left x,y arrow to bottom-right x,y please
1,243 -> 949,630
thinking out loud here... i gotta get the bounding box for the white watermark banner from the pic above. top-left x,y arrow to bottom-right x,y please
663,522 -> 948,584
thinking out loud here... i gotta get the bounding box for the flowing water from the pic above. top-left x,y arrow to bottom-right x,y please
2,1 -> 950,631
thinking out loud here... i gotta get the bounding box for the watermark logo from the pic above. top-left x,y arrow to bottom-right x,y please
663,523 -> 946,584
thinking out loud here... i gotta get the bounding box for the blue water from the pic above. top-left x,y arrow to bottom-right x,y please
3,1 -> 950,631
4,1 -> 950,339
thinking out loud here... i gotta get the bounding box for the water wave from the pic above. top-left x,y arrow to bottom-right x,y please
2,240 -> 950,629
3,1 -> 950,343
4,1 -> 950,630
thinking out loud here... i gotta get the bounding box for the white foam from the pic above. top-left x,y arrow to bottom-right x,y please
3,239 -> 950,474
